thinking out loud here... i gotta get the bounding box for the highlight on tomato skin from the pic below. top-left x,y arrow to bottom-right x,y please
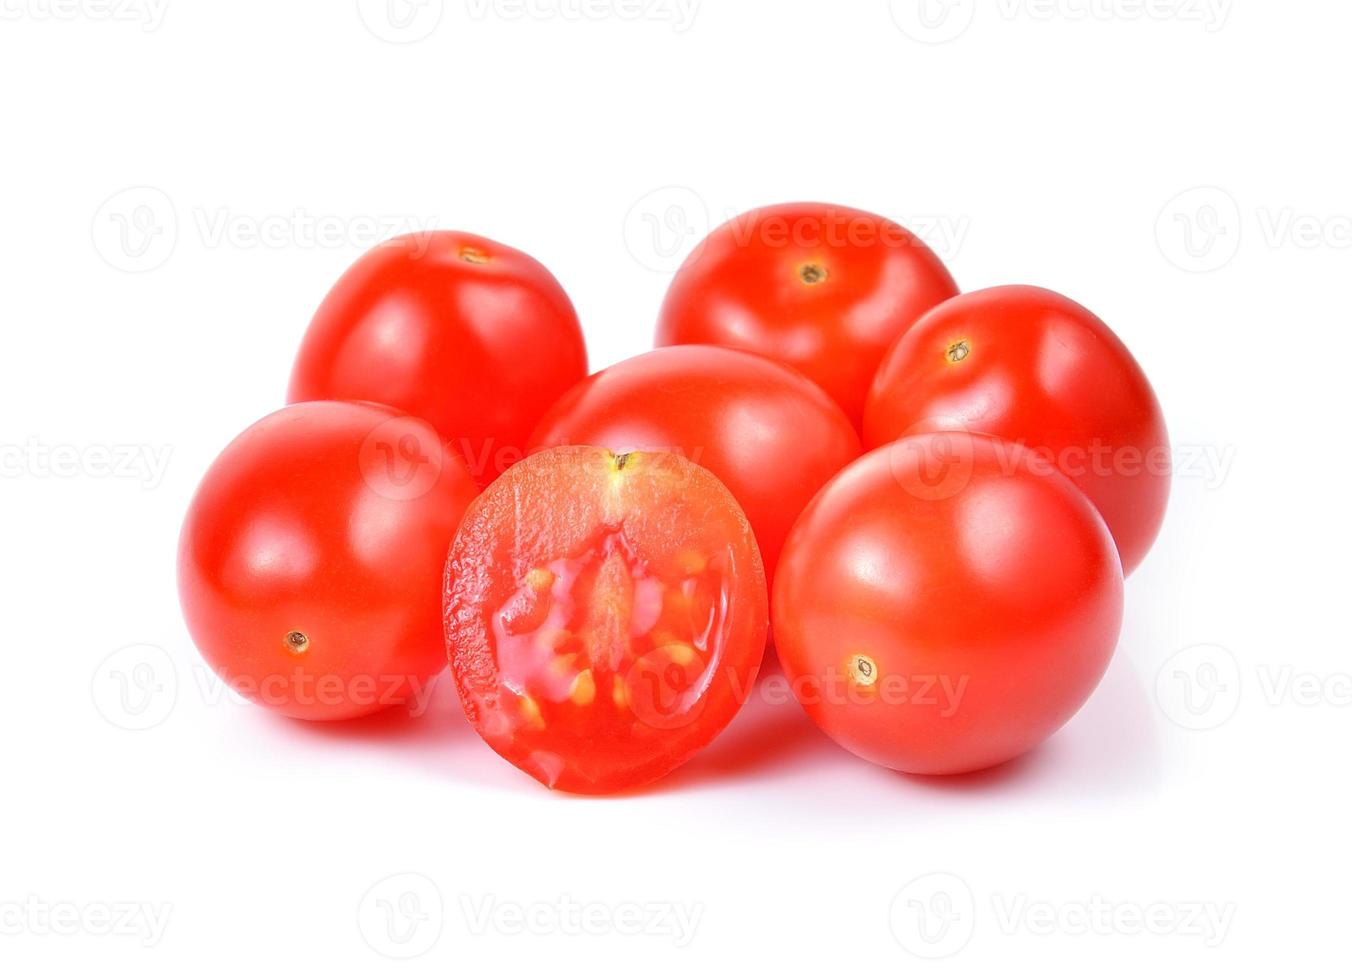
177,401 -> 480,721
287,230 -> 588,487
772,432 -> 1126,776
655,201 -> 959,429
443,446 -> 769,794
864,284 -> 1170,575
527,344 -> 861,590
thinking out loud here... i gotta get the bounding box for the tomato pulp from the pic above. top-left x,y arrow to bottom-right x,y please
444,447 -> 768,793
773,433 -> 1124,775
288,231 -> 587,485
178,402 -> 479,720
864,285 -> 1169,574
528,345 -> 860,588
655,202 -> 958,428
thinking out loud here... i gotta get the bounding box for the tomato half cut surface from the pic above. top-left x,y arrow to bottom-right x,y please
444,447 -> 768,794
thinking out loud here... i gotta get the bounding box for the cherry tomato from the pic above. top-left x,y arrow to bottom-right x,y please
444,446 -> 767,794
288,231 -> 587,486
178,402 -> 479,721
655,202 -> 958,429
864,285 -> 1169,574
774,433 -> 1124,775
528,345 -> 859,588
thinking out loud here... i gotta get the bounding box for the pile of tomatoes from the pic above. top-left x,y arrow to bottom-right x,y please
178,203 -> 1169,794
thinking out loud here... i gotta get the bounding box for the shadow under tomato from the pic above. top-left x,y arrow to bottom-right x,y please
281,672 -> 469,739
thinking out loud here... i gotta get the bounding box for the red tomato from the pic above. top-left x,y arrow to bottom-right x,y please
655,202 -> 958,428
288,231 -> 587,486
178,402 -> 478,721
528,345 -> 860,587
774,433 -> 1124,775
864,285 -> 1169,574
445,447 -> 767,793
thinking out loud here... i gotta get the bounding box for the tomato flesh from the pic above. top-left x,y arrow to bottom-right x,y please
445,447 -> 767,793
528,345 -> 860,589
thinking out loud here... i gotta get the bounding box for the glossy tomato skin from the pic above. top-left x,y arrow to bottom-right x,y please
655,202 -> 958,428
773,433 -> 1124,775
178,402 -> 478,721
288,231 -> 587,486
864,285 -> 1169,574
528,345 -> 860,587
445,447 -> 768,794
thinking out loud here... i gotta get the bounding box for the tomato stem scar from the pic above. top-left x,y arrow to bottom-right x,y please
284,630 -> 310,655
797,262 -> 828,285
946,340 -> 971,363
849,653 -> 878,687
459,246 -> 489,264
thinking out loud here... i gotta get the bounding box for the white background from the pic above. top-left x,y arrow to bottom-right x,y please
1,1 -> 1347,975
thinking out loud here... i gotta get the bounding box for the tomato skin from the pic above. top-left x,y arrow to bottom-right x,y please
773,433 -> 1124,775
864,285 -> 1169,574
445,447 -> 767,794
178,402 -> 478,721
528,345 -> 860,587
288,231 -> 587,486
655,202 -> 958,428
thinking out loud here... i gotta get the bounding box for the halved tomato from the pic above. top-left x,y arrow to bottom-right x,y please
444,447 -> 768,793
